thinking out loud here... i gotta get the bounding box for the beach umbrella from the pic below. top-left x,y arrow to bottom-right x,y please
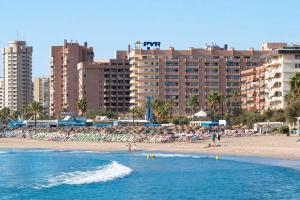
193,109 -> 207,117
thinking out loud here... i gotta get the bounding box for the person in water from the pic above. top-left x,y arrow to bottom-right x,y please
128,143 -> 132,152
132,143 -> 137,152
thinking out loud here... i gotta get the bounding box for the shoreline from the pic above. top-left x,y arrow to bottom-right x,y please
0,135 -> 300,160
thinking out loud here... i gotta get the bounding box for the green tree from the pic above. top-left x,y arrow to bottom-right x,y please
188,96 -> 199,116
130,106 -> 145,123
26,101 -> 44,127
0,107 -> 10,125
11,110 -> 22,120
285,72 -> 300,104
77,99 -> 87,116
164,99 -> 175,119
285,100 -> 300,123
150,99 -> 170,123
207,91 -> 222,121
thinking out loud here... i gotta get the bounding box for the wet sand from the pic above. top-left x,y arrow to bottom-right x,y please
0,135 -> 299,160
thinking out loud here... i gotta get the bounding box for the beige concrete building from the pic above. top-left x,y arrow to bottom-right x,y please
0,78 -> 4,109
50,40 -> 94,117
128,42 -> 268,116
33,77 -> 50,115
264,44 -> 300,110
2,41 -> 33,111
241,43 -> 300,111
241,66 -> 267,111
78,51 -> 130,113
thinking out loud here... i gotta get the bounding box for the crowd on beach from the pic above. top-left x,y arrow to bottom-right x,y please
0,125 -> 268,143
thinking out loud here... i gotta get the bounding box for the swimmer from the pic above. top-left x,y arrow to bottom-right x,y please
128,143 -> 132,152
132,143 -> 137,152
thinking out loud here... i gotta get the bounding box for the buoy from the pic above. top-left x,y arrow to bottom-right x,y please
216,155 -> 220,160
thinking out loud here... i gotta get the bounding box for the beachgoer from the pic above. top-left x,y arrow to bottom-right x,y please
132,143 -> 137,152
217,132 -> 221,142
211,132 -> 216,147
128,143 -> 132,152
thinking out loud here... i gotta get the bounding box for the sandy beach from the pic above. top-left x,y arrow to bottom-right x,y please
0,135 -> 299,160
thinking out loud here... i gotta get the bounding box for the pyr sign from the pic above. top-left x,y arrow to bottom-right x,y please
143,42 -> 161,47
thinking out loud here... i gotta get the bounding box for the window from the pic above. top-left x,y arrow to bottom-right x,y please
295,64 -> 300,68
295,55 -> 300,59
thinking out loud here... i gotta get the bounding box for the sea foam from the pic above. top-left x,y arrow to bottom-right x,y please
36,161 -> 132,188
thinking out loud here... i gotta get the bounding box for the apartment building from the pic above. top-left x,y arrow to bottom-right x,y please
0,78 -> 4,109
264,44 -> 300,109
128,42 -> 267,116
50,40 -> 94,117
78,51 -> 130,113
241,66 -> 267,111
2,41 -> 33,111
33,77 -> 50,115
241,43 -> 300,111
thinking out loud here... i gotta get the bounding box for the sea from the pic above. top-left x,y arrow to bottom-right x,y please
0,149 -> 299,200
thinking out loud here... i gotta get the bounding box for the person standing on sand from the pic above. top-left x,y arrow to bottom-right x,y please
217,132 -> 221,142
211,132 -> 216,147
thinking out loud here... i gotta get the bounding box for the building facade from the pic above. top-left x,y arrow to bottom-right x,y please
128,42 -> 267,116
78,51 -> 130,113
33,77 -> 50,115
241,43 -> 300,111
264,45 -> 300,109
0,78 -> 4,109
2,41 -> 33,111
50,40 -> 94,116
241,66 -> 267,111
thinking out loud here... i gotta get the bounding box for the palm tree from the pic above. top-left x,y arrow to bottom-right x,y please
207,91 -> 221,121
11,110 -> 22,120
290,72 -> 300,96
130,106 -> 144,123
26,101 -> 44,127
0,107 -> 10,126
188,96 -> 199,116
164,99 -> 175,119
285,73 -> 300,104
78,99 -> 87,116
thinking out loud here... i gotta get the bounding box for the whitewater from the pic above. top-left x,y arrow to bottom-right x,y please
35,161 -> 132,188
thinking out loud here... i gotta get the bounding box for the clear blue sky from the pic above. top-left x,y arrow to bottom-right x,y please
0,0 -> 299,77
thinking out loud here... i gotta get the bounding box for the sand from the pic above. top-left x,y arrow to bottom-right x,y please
0,135 -> 299,160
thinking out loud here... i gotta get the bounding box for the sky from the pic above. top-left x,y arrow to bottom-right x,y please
0,0 -> 299,77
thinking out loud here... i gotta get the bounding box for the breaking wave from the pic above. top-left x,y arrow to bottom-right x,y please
35,161 -> 132,188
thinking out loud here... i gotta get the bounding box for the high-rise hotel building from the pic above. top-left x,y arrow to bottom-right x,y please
50,40 -> 94,116
2,41 -> 33,111
78,51 -> 130,113
128,42 -> 266,116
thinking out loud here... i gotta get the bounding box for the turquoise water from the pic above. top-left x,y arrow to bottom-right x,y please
0,150 -> 300,200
